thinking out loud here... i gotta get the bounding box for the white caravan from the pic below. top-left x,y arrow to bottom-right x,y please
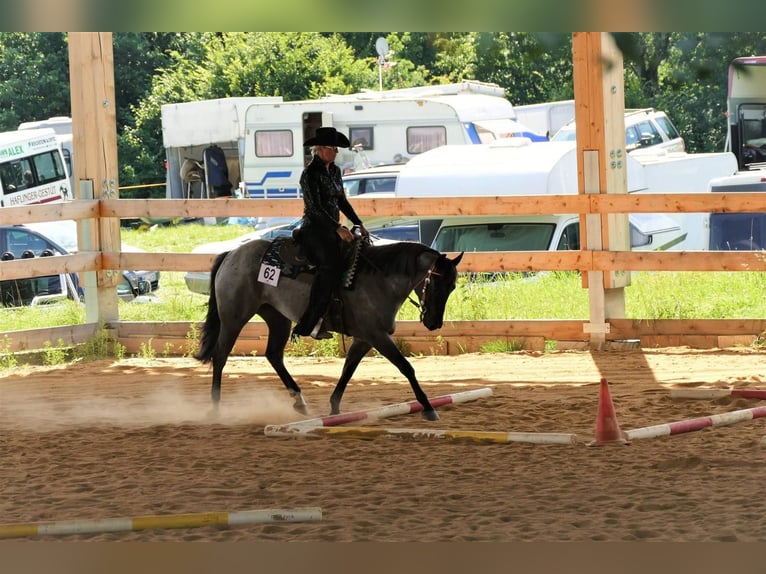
160,81 -> 546,208
389,138 -> 738,252
513,99 -> 575,139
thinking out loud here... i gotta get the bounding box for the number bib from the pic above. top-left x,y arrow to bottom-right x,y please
258,263 -> 280,287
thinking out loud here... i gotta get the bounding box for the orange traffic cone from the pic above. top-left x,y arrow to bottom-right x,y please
588,378 -> 629,446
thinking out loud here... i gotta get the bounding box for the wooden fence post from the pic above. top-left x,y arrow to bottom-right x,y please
572,32 -> 629,348
68,32 -> 120,325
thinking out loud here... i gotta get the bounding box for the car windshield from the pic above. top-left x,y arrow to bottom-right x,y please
432,223 -> 556,252
551,127 -> 576,142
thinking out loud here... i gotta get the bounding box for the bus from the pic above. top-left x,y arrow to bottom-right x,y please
18,116 -> 75,179
0,128 -> 71,208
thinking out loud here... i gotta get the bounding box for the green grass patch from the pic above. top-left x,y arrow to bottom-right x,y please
3,222 -> 766,360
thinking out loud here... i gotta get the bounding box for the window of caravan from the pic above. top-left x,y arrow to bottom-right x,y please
739,104 -> 766,146
432,223 -> 556,252
254,130 -> 293,157
349,127 -> 374,150
407,126 -> 446,154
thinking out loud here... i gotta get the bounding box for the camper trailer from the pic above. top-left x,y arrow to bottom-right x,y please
160,81 -> 546,209
513,99 -> 575,139
700,55 -> 766,251
387,139 -> 738,252
725,55 -> 766,171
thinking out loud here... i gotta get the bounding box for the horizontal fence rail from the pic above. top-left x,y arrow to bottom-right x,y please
3,194 -> 766,353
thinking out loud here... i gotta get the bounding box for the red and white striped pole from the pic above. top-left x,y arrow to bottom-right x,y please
624,405 -> 766,441
278,387 -> 493,430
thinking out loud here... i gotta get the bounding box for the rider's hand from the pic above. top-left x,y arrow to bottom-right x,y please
358,224 -> 370,238
337,225 -> 354,242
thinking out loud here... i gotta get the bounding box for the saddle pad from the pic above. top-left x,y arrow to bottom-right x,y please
262,237 -> 310,281
261,236 -> 363,288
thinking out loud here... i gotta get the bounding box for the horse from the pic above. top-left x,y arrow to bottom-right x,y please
194,234 -> 463,421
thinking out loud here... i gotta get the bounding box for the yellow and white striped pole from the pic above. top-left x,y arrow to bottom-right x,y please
0,507 -> 322,539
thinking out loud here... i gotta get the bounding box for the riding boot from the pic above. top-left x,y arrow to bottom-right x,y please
292,271 -> 334,339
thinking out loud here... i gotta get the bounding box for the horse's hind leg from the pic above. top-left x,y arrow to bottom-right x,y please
370,334 -> 438,421
259,305 -> 307,414
210,321 -> 246,404
329,338 -> 372,415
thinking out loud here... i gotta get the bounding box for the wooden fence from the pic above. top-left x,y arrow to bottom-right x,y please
2,193 -> 766,356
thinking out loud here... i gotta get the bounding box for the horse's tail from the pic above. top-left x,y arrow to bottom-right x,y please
194,251 -> 229,364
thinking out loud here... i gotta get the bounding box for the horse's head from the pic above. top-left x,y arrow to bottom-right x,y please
419,251 -> 463,330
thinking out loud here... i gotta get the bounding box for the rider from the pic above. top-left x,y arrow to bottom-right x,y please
292,127 -> 369,340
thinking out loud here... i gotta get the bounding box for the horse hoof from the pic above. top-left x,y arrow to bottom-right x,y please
290,392 -> 308,415
422,409 -> 440,422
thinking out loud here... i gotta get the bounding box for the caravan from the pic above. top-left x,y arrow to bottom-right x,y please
702,55 -> 766,250
160,81 -> 546,218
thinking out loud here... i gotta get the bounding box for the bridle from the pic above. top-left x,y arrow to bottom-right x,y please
408,259 -> 441,323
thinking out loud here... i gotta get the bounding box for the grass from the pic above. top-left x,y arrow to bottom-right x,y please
3,221 -> 766,360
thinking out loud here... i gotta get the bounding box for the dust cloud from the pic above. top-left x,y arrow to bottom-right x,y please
0,383 -> 299,432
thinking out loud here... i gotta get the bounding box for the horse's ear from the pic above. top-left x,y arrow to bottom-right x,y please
451,252 -> 464,266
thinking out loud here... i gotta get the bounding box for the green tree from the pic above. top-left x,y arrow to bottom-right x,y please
0,32 -> 70,130
473,33 -> 573,104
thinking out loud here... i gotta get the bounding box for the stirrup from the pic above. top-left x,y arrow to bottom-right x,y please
310,319 -> 332,340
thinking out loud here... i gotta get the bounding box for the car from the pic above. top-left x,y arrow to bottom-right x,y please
23,220 -> 160,302
118,243 -> 161,301
551,108 -> 685,154
0,225 -> 82,307
0,224 -> 160,305
342,163 -> 401,196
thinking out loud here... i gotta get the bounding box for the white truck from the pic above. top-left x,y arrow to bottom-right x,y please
386,138 -> 738,253
160,81 -> 546,211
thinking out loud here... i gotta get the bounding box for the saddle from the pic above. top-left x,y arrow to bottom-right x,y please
260,231 -> 365,289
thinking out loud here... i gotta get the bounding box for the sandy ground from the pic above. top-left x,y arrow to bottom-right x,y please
2,347 -> 766,542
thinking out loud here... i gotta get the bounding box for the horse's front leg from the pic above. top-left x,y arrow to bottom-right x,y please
371,334 -> 439,421
260,306 -> 308,415
330,338 -> 373,415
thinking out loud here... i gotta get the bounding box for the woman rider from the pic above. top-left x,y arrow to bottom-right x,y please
292,127 -> 369,339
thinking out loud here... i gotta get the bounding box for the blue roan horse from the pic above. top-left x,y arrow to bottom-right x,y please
195,235 -> 463,421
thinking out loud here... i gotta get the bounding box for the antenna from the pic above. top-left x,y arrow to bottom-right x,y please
375,37 -> 389,94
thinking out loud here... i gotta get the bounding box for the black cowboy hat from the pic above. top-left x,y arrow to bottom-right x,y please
303,127 -> 351,148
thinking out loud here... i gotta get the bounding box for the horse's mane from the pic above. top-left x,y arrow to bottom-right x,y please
360,241 -> 436,276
